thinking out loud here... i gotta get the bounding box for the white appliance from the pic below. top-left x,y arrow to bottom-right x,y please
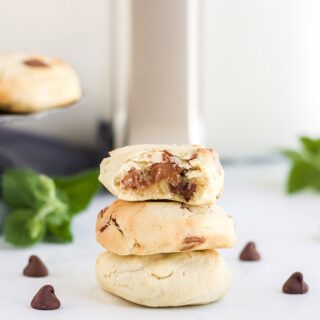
112,0 -> 320,157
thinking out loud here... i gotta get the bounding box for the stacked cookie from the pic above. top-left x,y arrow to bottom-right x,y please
95,145 -> 236,307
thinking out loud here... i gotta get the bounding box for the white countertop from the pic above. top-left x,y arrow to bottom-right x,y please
1,163 -> 320,319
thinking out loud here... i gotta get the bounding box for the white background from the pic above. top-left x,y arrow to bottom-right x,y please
201,0 -> 320,156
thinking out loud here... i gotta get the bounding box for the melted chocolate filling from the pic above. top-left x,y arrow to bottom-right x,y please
121,151 -> 197,201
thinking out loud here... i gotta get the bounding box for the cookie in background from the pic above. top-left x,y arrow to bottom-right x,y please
0,53 -> 81,113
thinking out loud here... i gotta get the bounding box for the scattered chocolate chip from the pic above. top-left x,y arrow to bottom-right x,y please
282,272 -> 309,294
31,285 -> 61,310
239,241 -> 261,261
23,59 -> 49,68
23,255 -> 48,277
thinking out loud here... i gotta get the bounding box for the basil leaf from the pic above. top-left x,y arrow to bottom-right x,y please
2,168 -> 99,247
0,204 -> 8,235
53,169 -> 101,215
287,162 -> 320,193
284,136 -> 320,194
4,209 -> 45,247
281,150 -> 304,162
300,136 -> 320,155
45,219 -> 72,243
2,169 -> 56,210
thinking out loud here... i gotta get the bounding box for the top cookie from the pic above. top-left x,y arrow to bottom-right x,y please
0,53 -> 81,113
99,144 -> 224,205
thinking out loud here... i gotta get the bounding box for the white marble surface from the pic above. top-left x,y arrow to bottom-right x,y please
1,163 -> 320,319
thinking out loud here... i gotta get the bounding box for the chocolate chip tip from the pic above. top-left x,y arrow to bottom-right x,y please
239,241 -> 261,261
282,272 -> 309,294
31,284 -> 61,310
23,255 -> 48,277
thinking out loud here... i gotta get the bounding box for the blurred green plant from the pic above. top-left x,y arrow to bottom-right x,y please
2,168 -> 101,247
283,136 -> 320,193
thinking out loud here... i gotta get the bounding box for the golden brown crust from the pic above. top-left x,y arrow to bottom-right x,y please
96,200 -> 236,255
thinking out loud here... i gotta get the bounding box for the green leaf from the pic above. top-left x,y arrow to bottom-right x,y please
40,191 -> 69,226
0,205 -> 8,235
2,169 -> 56,210
2,168 -> 100,247
53,169 -> 101,215
287,161 -> 320,193
281,149 -> 304,162
4,209 -> 45,247
45,219 -> 73,243
300,136 -> 320,155
283,136 -> 320,194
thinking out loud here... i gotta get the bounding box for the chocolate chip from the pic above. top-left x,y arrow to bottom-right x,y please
31,285 -> 61,310
23,59 -> 49,67
150,163 -> 181,184
282,272 -> 309,294
239,241 -> 261,261
23,255 -> 48,277
121,168 -> 146,189
169,182 -> 196,202
99,224 -> 108,233
181,236 -> 205,251
99,207 -> 108,219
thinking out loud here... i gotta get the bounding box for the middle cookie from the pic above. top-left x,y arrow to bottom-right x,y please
96,200 -> 236,255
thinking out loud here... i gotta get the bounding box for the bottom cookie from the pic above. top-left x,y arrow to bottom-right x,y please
96,250 -> 231,307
